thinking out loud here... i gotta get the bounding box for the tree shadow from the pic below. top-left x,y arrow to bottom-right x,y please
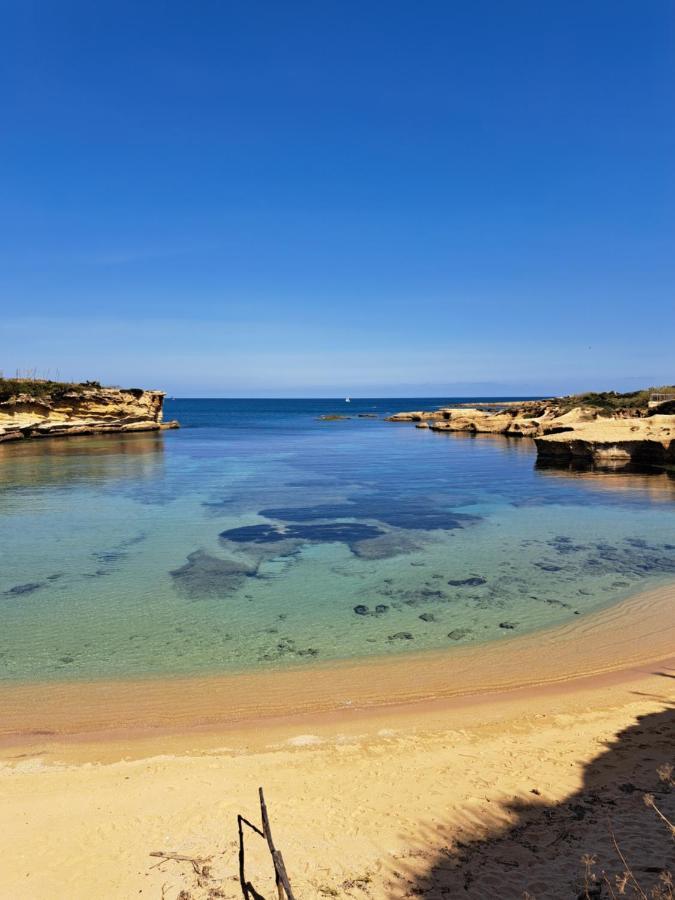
404,686 -> 674,898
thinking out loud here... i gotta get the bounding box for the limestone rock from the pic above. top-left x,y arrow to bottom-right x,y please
386,394 -> 675,471
0,383 -> 178,443
535,417 -> 675,468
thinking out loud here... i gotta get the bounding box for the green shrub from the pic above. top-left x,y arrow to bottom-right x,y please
0,378 -> 101,404
556,386 -> 675,416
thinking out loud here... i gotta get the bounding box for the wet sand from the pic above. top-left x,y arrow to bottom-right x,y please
2,582 -> 674,740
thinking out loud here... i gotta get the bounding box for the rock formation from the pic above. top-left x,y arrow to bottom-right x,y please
0,381 -> 179,443
387,390 -> 675,470
534,416 -> 675,468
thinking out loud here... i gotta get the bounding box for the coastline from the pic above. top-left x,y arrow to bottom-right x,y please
2,399 -> 674,897
1,596 -> 673,899
2,580 -> 674,744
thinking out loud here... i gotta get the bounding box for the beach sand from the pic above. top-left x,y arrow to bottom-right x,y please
1,585 -> 673,899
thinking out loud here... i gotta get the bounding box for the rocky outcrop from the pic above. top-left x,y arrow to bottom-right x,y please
0,384 -> 179,443
429,408 -> 543,437
387,398 -> 675,470
388,405 -> 546,437
387,410 -> 446,422
535,416 -> 675,468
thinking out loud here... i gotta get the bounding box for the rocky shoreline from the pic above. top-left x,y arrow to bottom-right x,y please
0,381 -> 179,443
387,393 -> 675,469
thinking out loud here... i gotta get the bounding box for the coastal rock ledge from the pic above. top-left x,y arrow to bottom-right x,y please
387,388 -> 675,470
0,380 -> 179,443
534,418 -> 675,467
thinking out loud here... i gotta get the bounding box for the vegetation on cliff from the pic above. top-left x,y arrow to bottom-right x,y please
556,386 -> 675,417
0,378 -> 102,403
0,378 -> 150,405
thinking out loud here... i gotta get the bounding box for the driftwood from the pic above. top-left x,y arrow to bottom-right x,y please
238,787 -> 296,900
149,850 -> 211,875
148,850 -> 213,890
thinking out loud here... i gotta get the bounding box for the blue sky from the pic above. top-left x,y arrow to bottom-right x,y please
2,1 -> 673,397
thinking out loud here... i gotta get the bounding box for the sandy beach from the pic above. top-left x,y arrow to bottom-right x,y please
1,584 -> 674,899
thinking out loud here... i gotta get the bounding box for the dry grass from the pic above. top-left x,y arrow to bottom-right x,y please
580,764 -> 674,900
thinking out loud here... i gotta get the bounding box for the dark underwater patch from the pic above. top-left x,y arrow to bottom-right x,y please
547,536 -> 586,555
350,532 -> 420,560
400,587 -> 448,606
258,636 -> 319,662
529,595 -> 572,609
171,549 -> 257,599
219,522 -> 385,546
353,604 -> 389,616
447,628 -> 471,640
447,576 -> 487,587
258,494 -> 480,532
581,541 -> 675,578
534,562 -> 562,572
4,581 -> 44,597
92,533 -> 146,566
93,549 -> 127,563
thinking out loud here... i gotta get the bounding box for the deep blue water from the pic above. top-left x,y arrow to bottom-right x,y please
0,397 -> 674,682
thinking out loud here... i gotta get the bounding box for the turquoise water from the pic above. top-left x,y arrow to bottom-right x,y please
1,398 -> 674,682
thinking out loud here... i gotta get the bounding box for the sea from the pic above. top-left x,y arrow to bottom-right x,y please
1,397 -> 674,682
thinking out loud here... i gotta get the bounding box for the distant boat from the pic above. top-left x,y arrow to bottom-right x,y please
345,397 -> 351,403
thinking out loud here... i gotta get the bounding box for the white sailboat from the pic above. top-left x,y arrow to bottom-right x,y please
345,397 -> 351,403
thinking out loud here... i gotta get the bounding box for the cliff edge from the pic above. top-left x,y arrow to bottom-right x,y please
0,379 -> 179,443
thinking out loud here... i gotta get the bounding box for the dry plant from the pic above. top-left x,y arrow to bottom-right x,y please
579,763 -> 674,900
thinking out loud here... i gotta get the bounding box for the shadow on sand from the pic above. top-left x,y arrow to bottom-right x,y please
404,678 -> 674,899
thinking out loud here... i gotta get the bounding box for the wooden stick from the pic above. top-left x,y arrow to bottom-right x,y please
237,814 -> 249,900
237,815 -> 267,900
259,787 -> 296,900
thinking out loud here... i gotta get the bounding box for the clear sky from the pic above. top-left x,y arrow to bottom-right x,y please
2,1 -> 673,397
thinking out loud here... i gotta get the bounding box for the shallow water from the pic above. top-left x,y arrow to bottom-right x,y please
1,397 -> 674,682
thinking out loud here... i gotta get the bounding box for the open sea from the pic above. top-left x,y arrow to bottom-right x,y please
1,397 -> 674,683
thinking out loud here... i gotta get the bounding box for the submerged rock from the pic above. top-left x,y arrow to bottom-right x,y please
4,582 -> 44,596
447,576 -> 487,587
447,628 -> 471,640
170,550 -> 256,599
402,588 -> 448,606
353,603 -> 389,617
258,636 -> 320,661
